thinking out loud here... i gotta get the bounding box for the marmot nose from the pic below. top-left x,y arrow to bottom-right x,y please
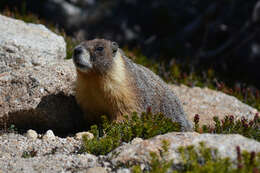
74,46 -> 83,57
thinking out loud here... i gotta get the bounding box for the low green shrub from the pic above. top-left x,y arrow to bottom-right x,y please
132,142 -> 260,173
81,112 -> 181,155
81,113 -> 260,157
194,113 -> 260,142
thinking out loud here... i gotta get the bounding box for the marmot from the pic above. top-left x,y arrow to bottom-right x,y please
72,39 -> 192,131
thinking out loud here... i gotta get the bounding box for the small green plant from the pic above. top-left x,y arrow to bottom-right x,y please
22,148 -> 37,158
8,124 -> 18,133
194,113 -> 260,142
82,112 -> 181,155
148,140 -> 173,173
132,142 -> 260,173
132,140 -> 172,173
176,143 -> 260,173
0,123 -> 18,134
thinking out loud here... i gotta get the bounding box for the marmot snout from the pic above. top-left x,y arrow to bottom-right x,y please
73,39 -> 192,131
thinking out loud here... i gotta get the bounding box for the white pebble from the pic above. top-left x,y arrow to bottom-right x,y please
131,137 -> 143,144
117,168 -> 131,173
40,88 -> 45,93
75,132 -> 94,140
42,130 -> 56,141
26,129 -> 38,140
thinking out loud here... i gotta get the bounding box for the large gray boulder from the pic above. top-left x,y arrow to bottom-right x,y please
0,14 -> 83,134
0,15 -> 66,73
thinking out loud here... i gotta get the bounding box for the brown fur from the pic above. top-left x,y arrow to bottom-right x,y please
75,51 -> 139,122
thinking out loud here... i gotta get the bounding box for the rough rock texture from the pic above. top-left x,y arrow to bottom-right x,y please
0,132 -> 101,173
86,167 -> 107,173
0,59 -> 83,134
0,15 -> 84,134
108,132 -> 260,167
171,85 -> 259,126
0,15 -> 66,73
0,132 -> 259,172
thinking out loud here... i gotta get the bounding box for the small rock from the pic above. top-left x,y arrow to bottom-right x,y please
117,168 -> 131,173
85,167 -> 107,173
26,129 -> 38,140
101,161 -> 111,169
131,137 -> 143,144
42,130 -> 55,141
75,132 -> 94,140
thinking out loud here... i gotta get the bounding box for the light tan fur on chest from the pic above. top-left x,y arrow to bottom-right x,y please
75,52 -> 139,121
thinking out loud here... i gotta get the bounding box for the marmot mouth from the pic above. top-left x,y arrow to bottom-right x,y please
74,61 -> 87,68
73,54 -> 93,72
73,45 -> 93,72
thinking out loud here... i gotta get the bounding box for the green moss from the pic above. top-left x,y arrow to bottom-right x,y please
81,112 -> 181,155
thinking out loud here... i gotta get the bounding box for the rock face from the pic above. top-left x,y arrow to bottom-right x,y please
0,15 -> 66,73
0,132 -> 259,172
171,85 -> 259,126
0,133 -> 99,173
108,132 -> 260,168
0,14 -> 84,135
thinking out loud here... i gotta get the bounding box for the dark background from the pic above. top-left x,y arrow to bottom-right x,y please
1,0 -> 260,87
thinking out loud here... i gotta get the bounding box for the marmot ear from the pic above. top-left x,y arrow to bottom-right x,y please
111,41 -> 118,54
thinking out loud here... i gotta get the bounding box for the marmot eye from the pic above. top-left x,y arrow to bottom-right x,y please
96,46 -> 104,51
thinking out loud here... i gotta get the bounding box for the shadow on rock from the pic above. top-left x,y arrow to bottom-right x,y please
0,92 -> 87,137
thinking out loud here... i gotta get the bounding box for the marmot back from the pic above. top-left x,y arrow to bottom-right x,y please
73,39 -> 192,131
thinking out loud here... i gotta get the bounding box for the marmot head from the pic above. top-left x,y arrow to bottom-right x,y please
73,39 -> 119,75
